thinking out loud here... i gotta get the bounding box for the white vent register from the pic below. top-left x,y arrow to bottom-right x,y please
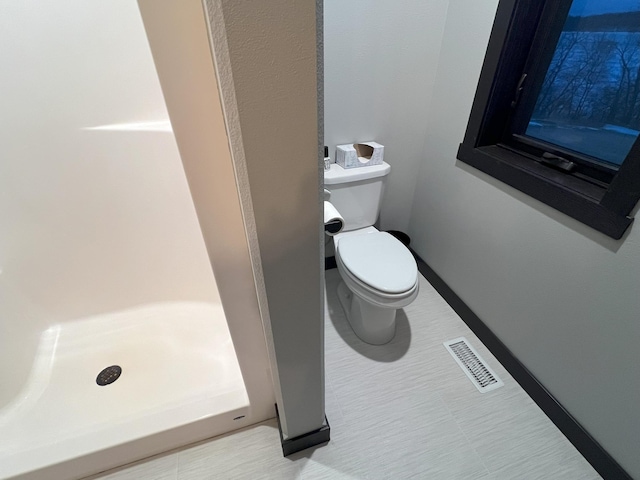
444,337 -> 504,393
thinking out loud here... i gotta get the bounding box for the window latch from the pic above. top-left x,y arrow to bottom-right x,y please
510,73 -> 527,108
540,152 -> 576,172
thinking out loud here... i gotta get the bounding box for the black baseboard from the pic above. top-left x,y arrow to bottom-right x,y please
275,404 -> 330,457
411,251 -> 631,480
324,256 -> 337,270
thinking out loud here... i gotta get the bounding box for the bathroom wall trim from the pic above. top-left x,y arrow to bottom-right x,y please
275,405 -> 330,457
411,253 -> 631,480
324,256 -> 337,270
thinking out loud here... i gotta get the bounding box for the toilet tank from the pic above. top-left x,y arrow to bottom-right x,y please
324,161 -> 390,231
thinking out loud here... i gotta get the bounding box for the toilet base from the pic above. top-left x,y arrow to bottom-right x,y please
337,281 -> 397,345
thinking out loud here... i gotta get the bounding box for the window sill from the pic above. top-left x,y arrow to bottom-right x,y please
457,143 -> 633,239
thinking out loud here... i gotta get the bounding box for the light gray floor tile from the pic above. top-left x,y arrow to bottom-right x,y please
88,269 -> 601,480
87,452 -> 177,480
317,413 -> 490,480
490,441 -> 602,480
324,379 -> 346,428
176,420 -> 299,479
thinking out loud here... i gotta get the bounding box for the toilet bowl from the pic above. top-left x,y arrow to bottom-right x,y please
335,228 -> 419,345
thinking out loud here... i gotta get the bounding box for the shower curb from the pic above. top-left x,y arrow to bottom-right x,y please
275,404 -> 330,457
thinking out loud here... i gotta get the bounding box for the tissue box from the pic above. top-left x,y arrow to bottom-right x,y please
336,142 -> 384,169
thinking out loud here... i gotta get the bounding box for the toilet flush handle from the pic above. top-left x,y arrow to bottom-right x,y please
324,188 -> 331,200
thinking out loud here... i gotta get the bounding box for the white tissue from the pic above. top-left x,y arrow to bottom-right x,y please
324,201 -> 344,235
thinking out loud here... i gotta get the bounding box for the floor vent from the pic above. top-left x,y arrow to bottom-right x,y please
444,337 -> 504,393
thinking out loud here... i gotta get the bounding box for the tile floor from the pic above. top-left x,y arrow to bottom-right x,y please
88,270 -> 601,480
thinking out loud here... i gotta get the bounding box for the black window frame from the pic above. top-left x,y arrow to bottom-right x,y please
457,0 -> 640,240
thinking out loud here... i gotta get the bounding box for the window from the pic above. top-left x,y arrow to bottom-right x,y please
458,0 -> 640,239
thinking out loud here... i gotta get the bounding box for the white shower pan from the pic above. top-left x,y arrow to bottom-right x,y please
0,302 -> 249,480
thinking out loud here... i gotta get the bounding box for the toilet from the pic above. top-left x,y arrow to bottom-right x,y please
325,161 -> 419,345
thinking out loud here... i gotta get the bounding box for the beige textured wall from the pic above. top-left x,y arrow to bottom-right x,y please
210,0 -> 325,438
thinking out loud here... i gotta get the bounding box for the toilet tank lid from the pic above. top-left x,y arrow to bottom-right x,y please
324,161 -> 390,185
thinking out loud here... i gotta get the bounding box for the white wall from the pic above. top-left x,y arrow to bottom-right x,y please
407,0 -> 640,476
324,0 -> 450,232
0,2 -> 218,406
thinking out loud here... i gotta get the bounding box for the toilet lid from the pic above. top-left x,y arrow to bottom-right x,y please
337,232 -> 417,294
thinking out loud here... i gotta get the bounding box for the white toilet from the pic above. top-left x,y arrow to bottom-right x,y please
325,161 -> 419,345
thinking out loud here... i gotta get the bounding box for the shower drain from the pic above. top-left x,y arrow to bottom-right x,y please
96,365 -> 122,386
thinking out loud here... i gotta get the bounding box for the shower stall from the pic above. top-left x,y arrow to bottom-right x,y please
0,2 -> 274,478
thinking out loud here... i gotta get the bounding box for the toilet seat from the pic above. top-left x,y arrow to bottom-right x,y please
336,232 -> 417,294
337,255 -> 419,307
